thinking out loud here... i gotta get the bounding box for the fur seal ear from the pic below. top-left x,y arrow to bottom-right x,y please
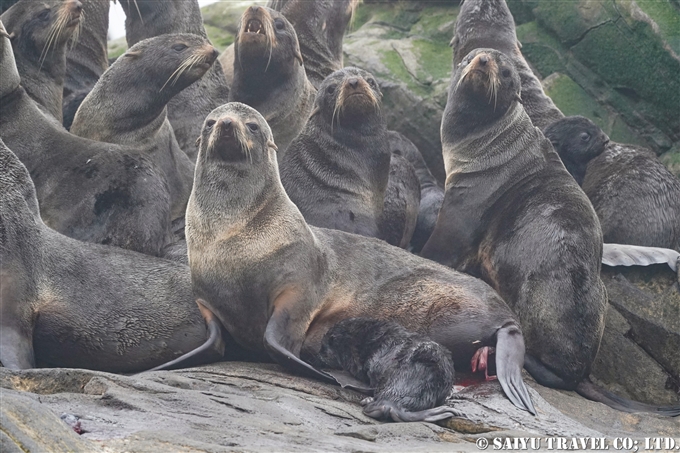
267,140 -> 278,152
195,136 -> 202,148
449,36 -> 456,48
124,50 -> 142,59
309,106 -> 321,119
514,93 -> 523,104
0,30 -> 15,40
295,51 -> 303,66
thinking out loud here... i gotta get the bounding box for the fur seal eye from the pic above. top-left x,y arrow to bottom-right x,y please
367,78 -> 377,88
580,132 -> 591,142
247,123 -> 259,132
172,44 -> 188,52
206,119 -> 216,129
502,68 -> 511,78
274,19 -> 285,30
326,84 -> 337,95
38,9 -> 51,21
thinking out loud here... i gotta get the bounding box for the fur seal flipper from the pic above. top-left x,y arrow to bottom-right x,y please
602,244 -> 679,273
184,102 -> 536,416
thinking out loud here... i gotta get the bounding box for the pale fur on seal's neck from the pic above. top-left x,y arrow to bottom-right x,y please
443,102 -> 546,177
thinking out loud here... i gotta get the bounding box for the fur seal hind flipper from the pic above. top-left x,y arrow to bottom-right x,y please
495,324 -> 537,415
263,304 -> 338,384
143,299 -> 226,372
362,399 -> 465,423
602,243 -> 679,273
576,378 -> 680,417
323,369 -> 374,394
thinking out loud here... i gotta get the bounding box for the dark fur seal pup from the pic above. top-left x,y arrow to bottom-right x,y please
421,48 -> 679,416
319,318 -> 463,422
71,34 -> 214,222
0,21 -> 172,256
0,139 -> 225,372
280,67 -> 419,247
119,0 -> 229,161
176,102 -> 536,417
62,0 -> 109,130
543,116 -> 610,185
1,0 -> 83,122
229,5 -> 315,155
451,0 -> 563,130
387,131 -> 444,252
266,0 -> 360,88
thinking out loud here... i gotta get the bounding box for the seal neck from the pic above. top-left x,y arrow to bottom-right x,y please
123,1 -> 206,47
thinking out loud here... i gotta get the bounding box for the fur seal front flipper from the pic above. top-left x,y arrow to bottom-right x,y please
602,244 -> 679,273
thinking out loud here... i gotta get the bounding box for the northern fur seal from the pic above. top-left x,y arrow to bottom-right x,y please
0,138 -> 224,373
181,102 -> 535,417
387,131 -> 444,252
2,0 -> 82,122
319,318 -> 463,422
421,48 -> 679,416
229,5 -> 315,155
62,0 -> 109,130
546,117 -> 680,252
0,21 -> 172,256
71,34 -> 214,221
267,0 -> 360,88
451,0 -> 563,130
280,67 -> 419,247
119,0 -> 229,161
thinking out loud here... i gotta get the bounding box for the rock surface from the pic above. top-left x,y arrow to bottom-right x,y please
2,362 -> 679,452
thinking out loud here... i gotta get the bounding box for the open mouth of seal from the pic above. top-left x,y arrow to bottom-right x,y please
245,19 -> 265,34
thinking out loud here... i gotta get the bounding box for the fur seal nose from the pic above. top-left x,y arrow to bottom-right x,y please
250,5 -> 260,13
479,55 -> 488,66
348,78 -> 359,89
218,118 -> 233,132
211,48 -> 219,60
71,0 -> 83,14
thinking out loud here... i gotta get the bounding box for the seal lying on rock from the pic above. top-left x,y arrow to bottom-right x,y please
1,0 -> 83,122
229,5 -> 315,155
319,318 -> 463,422
451,0 -> 564,130
546,116 -> 680,252
168,102 -> 536,418
0,20 -> 173,257
71,33 -> 213,222
0,139 -> 224,373
421,48 -> 679,416
119,0 -> 229,161
280,67 -> 419,247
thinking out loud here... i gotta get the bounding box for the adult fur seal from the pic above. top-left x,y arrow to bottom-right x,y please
546,117 -> 680,252
119,0 -> 229,161
267,0 -> 360,88
0,138 -> 225,373
319,318 -> 463,422
421,48 -> 679,416
62,0 -> 109,130
387,131 -> 444,252
178,102 -> 536,418
280,67 -> 419,247
451,0 -> 563,130
71,34 -> 214,221
2,0 -> 83,122
0,20 -> 172,256
229,5 -> 315,155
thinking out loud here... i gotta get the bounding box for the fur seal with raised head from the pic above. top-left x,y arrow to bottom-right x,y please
0,20 -> 172,256
546,116 -> 680,252
62,0 -> 109,130
119,0 -> 229,161
421,48 -> 679,416
178,102 -> 536,419
0,138 -> 226,373
280,67 -> 419,247
229,5 -> 315,155
451,0 -> 563,130
71,33 -> 214,222
319,318 -> 464,422
2,0 -> 83,122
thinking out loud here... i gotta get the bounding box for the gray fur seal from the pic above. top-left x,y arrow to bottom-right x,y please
71,34 -> 214,222
180,102 -> 536,418
1,20 -> 172,256
1,0 -> 83,122
319,318 -> 463,422
119,0 -> 230,161
421,48 -> 679,416
229,5 -> 315,155
0,138 -> 225,373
